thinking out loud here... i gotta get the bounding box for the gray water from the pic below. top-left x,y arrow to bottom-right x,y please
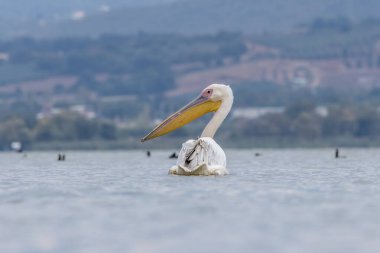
1,149 -> 380,253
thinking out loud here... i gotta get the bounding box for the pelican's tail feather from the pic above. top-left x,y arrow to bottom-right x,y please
169,163 -> 228,176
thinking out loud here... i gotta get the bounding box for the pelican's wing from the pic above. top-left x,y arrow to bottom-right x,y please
177,137 -> 226,171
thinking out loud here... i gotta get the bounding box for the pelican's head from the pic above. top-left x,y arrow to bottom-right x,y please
141,84 -> 232,142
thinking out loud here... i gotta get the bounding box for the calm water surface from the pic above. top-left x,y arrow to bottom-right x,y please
1,149 -> 380,253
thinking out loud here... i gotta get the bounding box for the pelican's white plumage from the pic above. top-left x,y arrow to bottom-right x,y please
169,137 -> 227,175
142,84 -> 233,176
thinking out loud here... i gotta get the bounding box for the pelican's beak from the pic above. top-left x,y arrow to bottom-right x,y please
141,95 -> 221,142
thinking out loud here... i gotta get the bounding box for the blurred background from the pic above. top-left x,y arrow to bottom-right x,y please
1,0 -> 380,150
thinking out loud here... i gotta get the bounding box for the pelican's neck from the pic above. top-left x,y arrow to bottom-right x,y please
201,94 -> 233,138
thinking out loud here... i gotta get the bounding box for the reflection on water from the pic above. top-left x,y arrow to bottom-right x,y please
1,149 -> 380,253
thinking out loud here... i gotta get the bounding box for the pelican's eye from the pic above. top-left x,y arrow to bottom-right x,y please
202,89 -> 213,97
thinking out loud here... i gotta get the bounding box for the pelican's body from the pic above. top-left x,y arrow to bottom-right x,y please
169,137 -> 227,175
142,84 -> 233,176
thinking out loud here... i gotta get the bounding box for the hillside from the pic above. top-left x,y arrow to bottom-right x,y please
1,19 -> 380,97
30,0 -> 380,38
0,0 -> 179,38
0,0 -> 178,21
1,20 -> 380,147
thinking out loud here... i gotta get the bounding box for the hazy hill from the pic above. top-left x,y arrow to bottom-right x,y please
30,0 -> 380,38
0,0 -> 179,21
0,0 -> 180,39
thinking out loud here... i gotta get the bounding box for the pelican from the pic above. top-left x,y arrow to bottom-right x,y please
141,84 -> 233,176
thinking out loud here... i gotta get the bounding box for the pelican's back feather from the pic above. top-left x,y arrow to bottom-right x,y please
177,137 -> 226,170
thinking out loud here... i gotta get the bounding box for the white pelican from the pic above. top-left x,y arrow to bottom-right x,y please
141,84 -> 233,176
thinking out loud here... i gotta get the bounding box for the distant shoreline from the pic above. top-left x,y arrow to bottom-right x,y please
9,137 -> 380,151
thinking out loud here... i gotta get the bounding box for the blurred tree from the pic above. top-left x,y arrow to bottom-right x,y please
0,117 -> 31,147
354,107 -> 380,137
291,112 -> 322,138
322,106 -> 357,136
285,101 -> 316,119
98,121 -> 117,140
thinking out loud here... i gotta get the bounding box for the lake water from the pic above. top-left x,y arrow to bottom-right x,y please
1,149 -> 380,253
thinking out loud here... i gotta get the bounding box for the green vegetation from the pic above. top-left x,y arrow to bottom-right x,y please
0,112 -> 117,149
2,82 -> 380,149
232,103 -> 380,140
0,32 -> 246,96
0,63 -> 47,84
17,0 -> 380,38
1,17 -> 380,149
254,17 -> 380,60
